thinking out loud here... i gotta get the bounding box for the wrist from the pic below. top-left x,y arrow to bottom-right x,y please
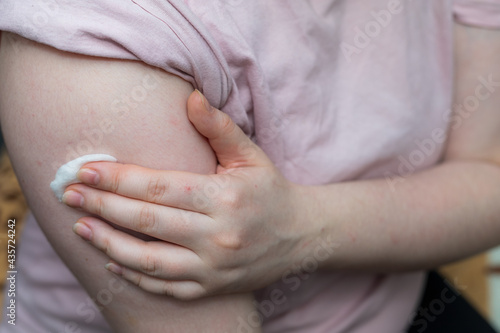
291,182 -> 347,272
289,183 -> 332,266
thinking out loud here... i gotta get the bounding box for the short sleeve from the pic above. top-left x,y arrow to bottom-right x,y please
0,0 -> 233,109
454,0 -> 500,29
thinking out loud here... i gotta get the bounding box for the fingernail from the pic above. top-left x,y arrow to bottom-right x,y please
105,262 -> 123,276
78,168 -> 99,185
73,222 -> 92,241
62,190 -> 84,208
196,89 -> 214,113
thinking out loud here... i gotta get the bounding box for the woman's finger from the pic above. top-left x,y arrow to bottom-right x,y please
63,184 -> 211,247
76,162 -> 219,213
73,216 -> 205,281
187,90 -> 270,169
106,262 -> 207,300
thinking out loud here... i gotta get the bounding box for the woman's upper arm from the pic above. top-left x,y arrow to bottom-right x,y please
0,33 -> 255,332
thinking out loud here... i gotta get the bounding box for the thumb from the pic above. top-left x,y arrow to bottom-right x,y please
187,90 -> 268,169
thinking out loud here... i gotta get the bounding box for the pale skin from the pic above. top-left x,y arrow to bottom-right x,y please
0,32 -> 258,332
60,21 -> 500,300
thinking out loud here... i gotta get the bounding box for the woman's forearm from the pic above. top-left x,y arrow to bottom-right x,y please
299,160 -> 500,272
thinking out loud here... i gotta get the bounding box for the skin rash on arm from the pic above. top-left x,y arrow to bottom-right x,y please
0,32 -> 257,332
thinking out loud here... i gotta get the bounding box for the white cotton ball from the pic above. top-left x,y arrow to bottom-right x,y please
50,154 -> 117,201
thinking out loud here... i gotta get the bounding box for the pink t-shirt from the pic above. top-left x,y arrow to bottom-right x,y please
1,1 -> 500,332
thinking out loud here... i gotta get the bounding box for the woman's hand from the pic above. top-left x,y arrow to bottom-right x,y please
62,90 -> 319,300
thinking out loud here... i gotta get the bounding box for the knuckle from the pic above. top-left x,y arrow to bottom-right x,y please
93,196 -> 106,217
97,233 -> 112,256
161,281 -> 175,298
136,205 -> 158,233
134,272 -> 144,288
214,231 -> 245,251
219,112 -> 235,135
146,176 -> 168,202
109,169 -> 122,193
97,227 -> 123,257
219,189 -> 242,210
139,250 -> 162,276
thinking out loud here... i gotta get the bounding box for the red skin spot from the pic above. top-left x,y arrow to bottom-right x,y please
184,186 -> 192,192
348,231 -> 357,243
